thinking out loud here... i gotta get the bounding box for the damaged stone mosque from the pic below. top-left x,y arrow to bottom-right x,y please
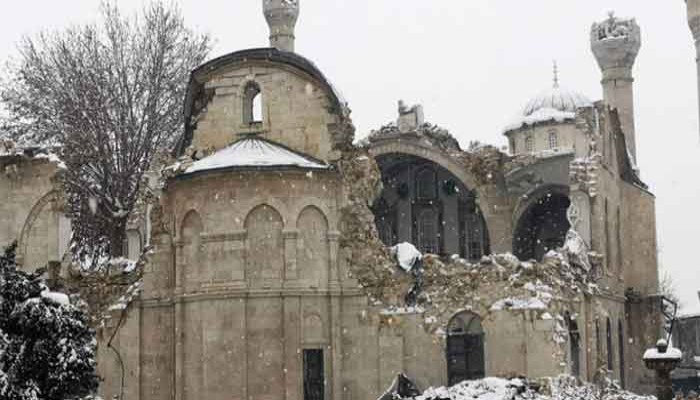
0,1 -> 668,399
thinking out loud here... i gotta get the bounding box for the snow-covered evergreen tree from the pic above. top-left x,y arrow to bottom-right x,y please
0,242 -> 99,400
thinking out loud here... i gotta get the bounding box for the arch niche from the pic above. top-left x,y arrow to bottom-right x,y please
446,311 -> 485,385
370,151 -> 490,261
245,204 -> 284,287
512,186 -> 571,261
296,206 -> 329,287
180,210 -> 203,289
17,191 -> 59,269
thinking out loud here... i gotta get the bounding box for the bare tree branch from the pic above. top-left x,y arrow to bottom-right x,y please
0,1 -> 210,264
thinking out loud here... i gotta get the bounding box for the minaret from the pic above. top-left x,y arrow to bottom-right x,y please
263,0 -> 300,52
591,12 -> 641,163
687,0 -> 700,132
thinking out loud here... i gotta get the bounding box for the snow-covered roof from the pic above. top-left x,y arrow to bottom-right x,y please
504,85 -> 592,133
184,136 -> 329,175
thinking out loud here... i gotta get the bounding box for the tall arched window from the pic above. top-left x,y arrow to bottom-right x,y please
548,130 -> 558,149
606,317 -> 614,371
595,319 -> 602,362
243,81 -> 263,125
566,311 -> 580,377
525,135 -> 534,153
417,209 -> 438,254
415,167 -> 437,200
447,312 -> 485,385
618,319 -> 626,388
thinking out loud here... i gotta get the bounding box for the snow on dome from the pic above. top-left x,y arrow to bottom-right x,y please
504,86 -> 592,133
522,86 -> 592,117
184,137 -> 329,175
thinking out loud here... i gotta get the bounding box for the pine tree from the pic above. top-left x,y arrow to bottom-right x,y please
0,242 -> 99,400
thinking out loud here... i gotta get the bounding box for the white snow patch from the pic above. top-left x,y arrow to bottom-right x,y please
390,242 -> 422,272
380,306 -> 424,315
184,137 -> 328,174
41,290 -> 70,306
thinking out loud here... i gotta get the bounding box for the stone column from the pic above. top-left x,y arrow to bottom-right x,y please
328,231 -> 341,289
591,13 -> 641,164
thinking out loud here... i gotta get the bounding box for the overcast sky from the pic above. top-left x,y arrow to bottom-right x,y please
1,1 -> 699,314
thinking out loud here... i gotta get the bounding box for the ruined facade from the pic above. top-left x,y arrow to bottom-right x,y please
0,2 -> 665,400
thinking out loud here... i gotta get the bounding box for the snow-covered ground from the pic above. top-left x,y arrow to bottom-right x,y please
385,376 -> 654,400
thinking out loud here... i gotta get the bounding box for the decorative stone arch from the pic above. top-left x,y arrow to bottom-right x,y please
511,184 -> 570,227
369,141 -> 484,200
512,184 -> 571,261
369,140 -> 492,259
294,201 -> 334,231
238,198 -> 290,231
17,190 -> 59,267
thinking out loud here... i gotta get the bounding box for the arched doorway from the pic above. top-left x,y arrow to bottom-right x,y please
446,311 -> 485,385
513,188 -> 570,261
372,153 -> 490,261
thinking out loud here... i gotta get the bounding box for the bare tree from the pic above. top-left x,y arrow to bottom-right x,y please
1,1 -> 210,263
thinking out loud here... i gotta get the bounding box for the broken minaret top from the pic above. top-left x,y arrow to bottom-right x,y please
397,100 -> 424,133
263,0 -> 300,52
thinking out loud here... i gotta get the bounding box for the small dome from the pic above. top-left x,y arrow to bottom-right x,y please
503,85 -> 592,133
522,86 -> 592,117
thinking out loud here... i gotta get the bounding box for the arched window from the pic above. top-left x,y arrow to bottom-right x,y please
417,209 -> 438,254
565,311 -> 580,377
467,212 -> 485,261
447,312 -> 485,385
525,135 -> 534,153
606,317 -> 614,371
243,81 -> 263,125
618,319 -> 626,388
548,130 -> 558,149
595,319 -> 602,362
415,167 -> 437,200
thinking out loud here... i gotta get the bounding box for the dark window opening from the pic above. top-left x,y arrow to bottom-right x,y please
303,349 -> 324,400
373,154 -> 490,261
416,208 -> 439,254
416,167 -> 437,200
447,312 -> 485,385
513,190 -> 571,261
243,81 -> 263,125
566,311 -> 580,377
595,319 -> 602,363
606,318 -> 614,371
618,319 -> 625,388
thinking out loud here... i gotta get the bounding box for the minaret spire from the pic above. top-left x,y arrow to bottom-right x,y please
263,0 -> 300,52
553,60 -> 560,88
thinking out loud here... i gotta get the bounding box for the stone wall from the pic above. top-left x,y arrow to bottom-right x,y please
0,154 -> 67,271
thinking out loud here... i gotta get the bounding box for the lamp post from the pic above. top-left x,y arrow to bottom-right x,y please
643,339 -> 682,400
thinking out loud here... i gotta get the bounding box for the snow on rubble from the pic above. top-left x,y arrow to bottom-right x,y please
391,242 -> 422,272
40,289 -> 70,306
381,375 -> 654,400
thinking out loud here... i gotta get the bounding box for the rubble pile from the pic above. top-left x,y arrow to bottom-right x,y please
415,250 -> 597,337
337,148 -> 412,304
383,374 -> 654,400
